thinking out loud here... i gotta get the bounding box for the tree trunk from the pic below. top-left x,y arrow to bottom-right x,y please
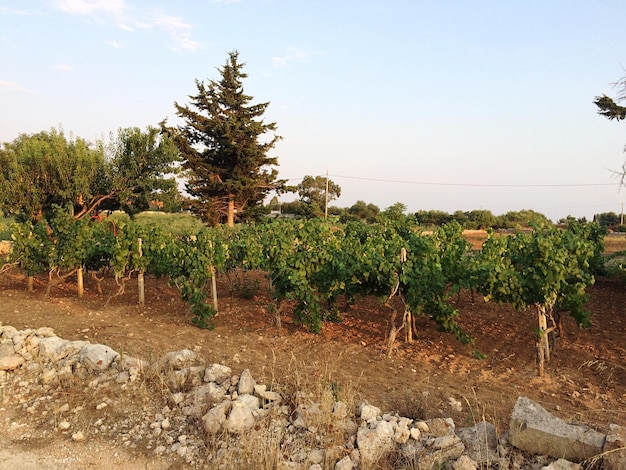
404,307 -> 413,342
227,194 -> 235,227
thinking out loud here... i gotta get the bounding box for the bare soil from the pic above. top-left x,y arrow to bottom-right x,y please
1,269 -> 625,467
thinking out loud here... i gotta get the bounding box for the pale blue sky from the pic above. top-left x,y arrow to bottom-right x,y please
2,0 -> 626,221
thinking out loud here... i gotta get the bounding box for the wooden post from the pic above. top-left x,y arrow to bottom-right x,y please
210,266 -> 218,315
537,305 -> 549,376
227,195 -> 235,227
137,238 -> 145,306
324,170 -> 329,219
77,267 -> 84,299
27,276 -> 34,292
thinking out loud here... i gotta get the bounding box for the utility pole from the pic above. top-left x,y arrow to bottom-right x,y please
621,202 -> 624,226
324,170 -> 329,219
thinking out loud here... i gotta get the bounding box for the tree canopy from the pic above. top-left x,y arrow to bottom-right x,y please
0,126 -> 180,222
298,175 -> 341,218
594,75 -> 626,121
165,51 -> 283,226
595,74 -> 626,184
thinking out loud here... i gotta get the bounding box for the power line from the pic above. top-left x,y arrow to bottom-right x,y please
328,174 -> 621,188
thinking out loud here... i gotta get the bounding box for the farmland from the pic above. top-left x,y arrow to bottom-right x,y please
0,212 -> 625,467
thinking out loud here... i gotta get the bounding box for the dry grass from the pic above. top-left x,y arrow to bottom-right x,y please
604,234 -> 626,254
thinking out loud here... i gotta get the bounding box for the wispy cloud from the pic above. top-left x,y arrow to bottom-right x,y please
51,64 -> 74,72
0,80 -> 33,94
0,7 -> 31,15
150,11 -> 203,52
51,0 -> 202,52
272,47 -> 310,67
210,0 -> 241,4
106,39 -> 125,49
54,0 -> 126,16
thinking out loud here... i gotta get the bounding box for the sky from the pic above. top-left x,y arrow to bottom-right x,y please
2,0 -> 626,222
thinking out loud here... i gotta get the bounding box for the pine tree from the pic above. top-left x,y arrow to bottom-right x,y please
166,51 -> 283,226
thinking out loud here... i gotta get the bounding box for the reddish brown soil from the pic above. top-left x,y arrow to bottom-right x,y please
1,269 -> 625,436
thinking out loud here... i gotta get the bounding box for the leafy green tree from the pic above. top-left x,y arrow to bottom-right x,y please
298,175 -> 341,218
465,209 -> 496,229
380,202 -> 407,224
165,51 -> 284,226
346,200 -> 379,223
0,127 -> 180,222
0,128 -> 106,221
496,209 -> 551,229
414,210 -> 453,227
103,126 -> 181,217
593,211 -> 621,228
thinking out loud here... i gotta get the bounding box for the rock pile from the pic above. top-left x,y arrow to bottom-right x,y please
0,323 -> 624,469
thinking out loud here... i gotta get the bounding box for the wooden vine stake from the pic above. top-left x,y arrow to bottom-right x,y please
137,237 -> 145,306
27,276 -> 34,292
536,304 -> 554,377
77,267 -> 84,298
210,266 -> 218,315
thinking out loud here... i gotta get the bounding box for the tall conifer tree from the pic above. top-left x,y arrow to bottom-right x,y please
166,51 -> 283,226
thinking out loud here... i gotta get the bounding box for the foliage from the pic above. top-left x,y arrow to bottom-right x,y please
475,224 -> 596,326
5,208 -> 600,363
103,126 -> 181,217
0,214 -> 14,240
0,127 -> 180,222
166,51 -> 284,226
344,200 -> 380,223
593,211 -> 622,229
594,94 -> 626,121
297,175 -> 341,218
0,128 -> 106,221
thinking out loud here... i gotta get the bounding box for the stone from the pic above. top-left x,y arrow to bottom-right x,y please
224,400 -> 255,433
541,459 -> 581,470
202,401 -> 231,434
427,417 -> 455,436
332,401 -> 348,420
357,420 -> 395,464
0,325 -> 19,339
79,344 -> 119,371
0,341 -> 15,359
72,431 -> 86,442
509,396 -> 605,462
193,382 -> 227,408
159,349 -> 198,370
204,364 -> 233,384
419,437 -> 465,470
358,402 -> 381,422
334,455 -> 354,470
453,455 -> 478,470
393,426 -> 410,444
457,421 -> 499,465
237,393 -> 260,412
35,327 -> 56,337
237,369 -> 256,395
308,449 -> 324,464
0,354 -> 24,371
604,423 -> 626,470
